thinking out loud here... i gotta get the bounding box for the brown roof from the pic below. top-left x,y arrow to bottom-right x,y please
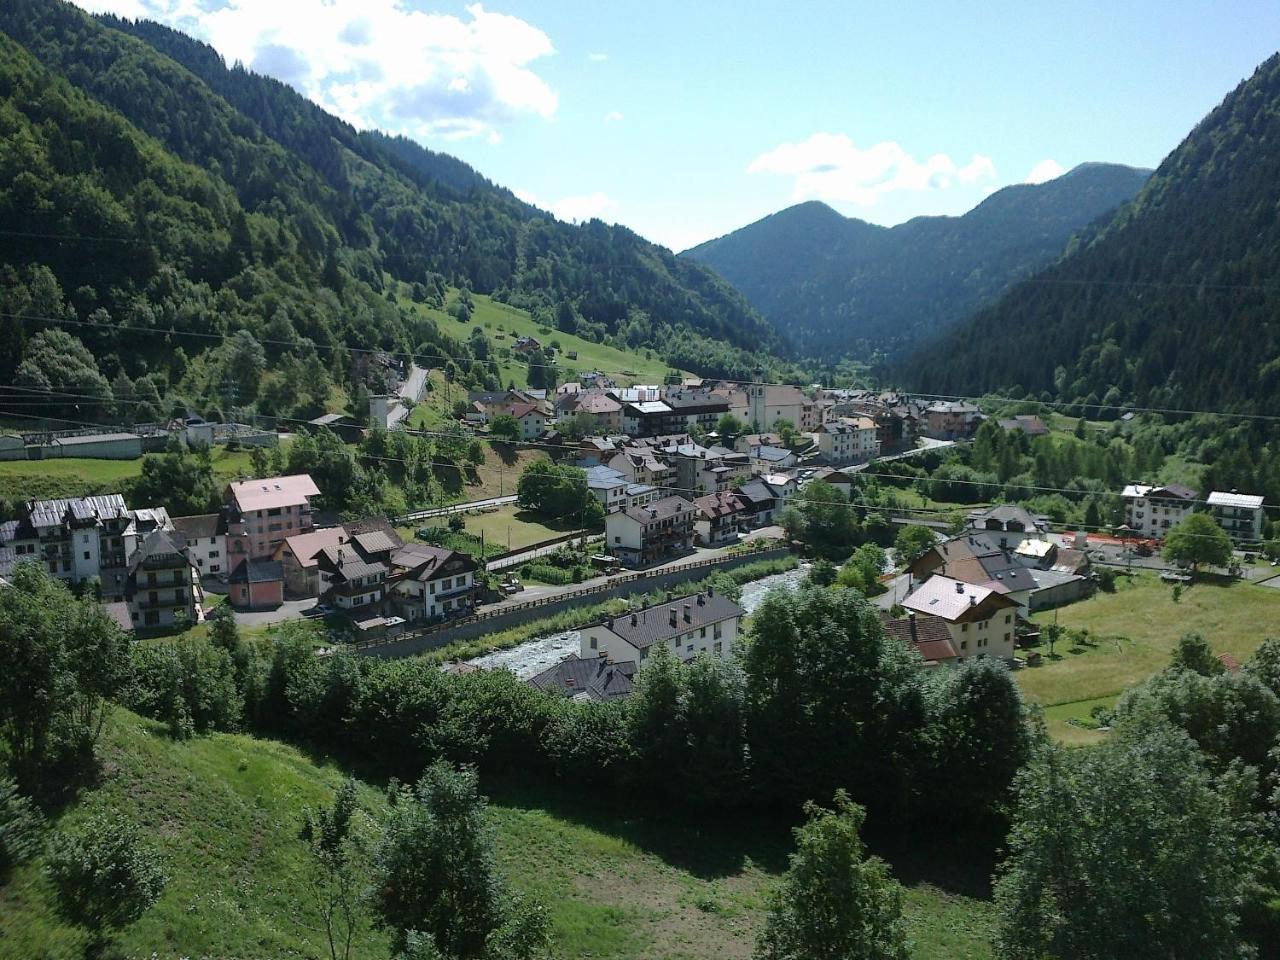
693,491 -> 745,519
171,513 -> 222,541
277,527 -> 345,567
880,613 -> 959,663
620,495 -> 694,524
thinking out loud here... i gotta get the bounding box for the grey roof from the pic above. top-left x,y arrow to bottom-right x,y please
750,445 -> 793,462
393,544 -> 477,580
309,413 -> 348,426
527,654 -> 637,700
585,465 -> 628,489
735,480 -> 775,505
620,495 -> 693,524
602,590 -> 742,650
316,546 -> 385,582
29,494 -> 129,529
172,513 -> 221,541
52,432 -> 141,445
128,529 -> 190,574
229,559 -> 284,584
353,530 -> 398,555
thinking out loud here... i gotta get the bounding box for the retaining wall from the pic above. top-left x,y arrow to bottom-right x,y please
351,545 -> 791,659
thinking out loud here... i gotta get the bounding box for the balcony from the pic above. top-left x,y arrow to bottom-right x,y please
134,593 -> 189,610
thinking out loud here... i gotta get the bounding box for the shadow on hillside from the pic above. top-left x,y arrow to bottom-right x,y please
481,774 -> 997,899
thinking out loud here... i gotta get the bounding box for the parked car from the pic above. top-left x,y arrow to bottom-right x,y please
304,603 -> 334,618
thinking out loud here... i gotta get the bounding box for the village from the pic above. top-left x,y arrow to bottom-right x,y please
1,359 -> 1271,719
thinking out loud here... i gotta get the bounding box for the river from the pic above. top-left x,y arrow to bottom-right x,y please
462,563 -> 809,679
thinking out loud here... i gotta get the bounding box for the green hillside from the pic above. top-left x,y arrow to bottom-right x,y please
683,163 -> 1149,361
0,0 -> 789,440
0,709 -> 996,960
906,52 -> 1280,416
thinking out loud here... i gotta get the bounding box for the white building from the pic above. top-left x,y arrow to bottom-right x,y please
170,513 -> 228,578
580,589 -> 743,666
387,543 -> 479,623
1121,483 -> 1197,540
1207,491 -> 1266,544
901,575 -> 1021,661
0,495 -> 172,600
605,495 -> 695,567
816,417 -> 879,466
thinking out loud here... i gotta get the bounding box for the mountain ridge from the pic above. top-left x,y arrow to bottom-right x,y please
682,162 -> 1151,361
903,51 -> 1280,415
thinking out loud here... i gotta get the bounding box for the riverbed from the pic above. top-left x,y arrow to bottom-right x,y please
462,563 -> 810,679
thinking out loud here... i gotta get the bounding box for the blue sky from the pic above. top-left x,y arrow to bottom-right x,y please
78,0 -> 1280,250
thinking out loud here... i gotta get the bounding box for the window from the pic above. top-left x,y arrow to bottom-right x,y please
1005,614 -> 1012,624
961,623 -> 969,632
960,640 -> 968,651
83,551 -> 90,560
1005,633 -> 1011,643
640,648 -> 649,661
700,627 -> 707,638
589,636 -> 597,650
713,641 -> 723,655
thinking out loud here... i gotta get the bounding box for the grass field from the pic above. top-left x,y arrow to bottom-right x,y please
0,446 -> 268,503
0,709 -> 997,959
1022,573 -> 1280,741
408,290 -> 683,388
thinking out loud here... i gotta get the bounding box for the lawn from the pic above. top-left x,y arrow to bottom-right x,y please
458,504 -> 590,551
407,290 -> 683,387
0,445 -> 271,503
1021,573 -> 1280,739
0,709 -> 997,960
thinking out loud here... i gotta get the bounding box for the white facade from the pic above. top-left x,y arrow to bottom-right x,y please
1208,491 -> 1265,544
580,596 -> 742,667
1122,484 -> 1196,539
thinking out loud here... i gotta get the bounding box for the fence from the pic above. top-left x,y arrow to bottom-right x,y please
347,544 -> 791,659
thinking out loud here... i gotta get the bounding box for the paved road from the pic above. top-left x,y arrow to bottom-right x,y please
487,533 -> 589,572
396,495 -> 518,525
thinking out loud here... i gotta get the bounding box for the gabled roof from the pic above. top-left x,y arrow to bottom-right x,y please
903,575 -> 1019,623
229,475 -> 320,512
171,513 -> 222,541
618,495 -> 694,524
353,530 -> 399,556
315,546 -> 385,582
278,527 -> 345,566
600,590 -> 742,650
693,491 -> 745,519
527,654 -> 637,700
880,613 -> 959,663
1122,483 -> 1196,501
229,559 -> 284,584
128,528 -> 191,575
28,494 -> 130,529
392,543 -> 478,580
585,465 -> 628,489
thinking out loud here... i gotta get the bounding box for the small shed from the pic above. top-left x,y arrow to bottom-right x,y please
228,558 -> 285,609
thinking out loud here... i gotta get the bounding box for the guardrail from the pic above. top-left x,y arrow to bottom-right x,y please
343,543 -> 784,652
394,495 -> 518,525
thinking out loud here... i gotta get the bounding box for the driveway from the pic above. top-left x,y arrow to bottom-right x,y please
232,597 -> 323,628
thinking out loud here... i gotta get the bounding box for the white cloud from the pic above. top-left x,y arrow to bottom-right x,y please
588,52 -> 608,62
516,189 -> 618,223
1024,159 -> 1066,184
603,110 -> 623,124
747,132 -> 996,207
71,0 -> 558,142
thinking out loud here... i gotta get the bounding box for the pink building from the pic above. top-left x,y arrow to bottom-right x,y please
226,474 -> 321,562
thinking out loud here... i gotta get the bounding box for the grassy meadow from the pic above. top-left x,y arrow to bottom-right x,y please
1022,573 -> 1280,741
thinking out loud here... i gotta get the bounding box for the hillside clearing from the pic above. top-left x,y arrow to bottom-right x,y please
0,710 -> 996,959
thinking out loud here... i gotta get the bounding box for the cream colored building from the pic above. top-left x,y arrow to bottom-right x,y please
902,575 -> 1020,661
580,589 -> 743,666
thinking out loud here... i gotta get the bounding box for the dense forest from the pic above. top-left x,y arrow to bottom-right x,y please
905,52 -> 1280,417
0,0 -> 788,432
683,163 -> 1149,361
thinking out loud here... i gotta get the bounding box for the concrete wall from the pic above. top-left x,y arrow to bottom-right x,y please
353,546 -> 790,659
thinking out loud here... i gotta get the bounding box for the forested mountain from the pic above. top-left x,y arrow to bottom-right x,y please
683,163 -> 1149,360
0,0 -> 786,430
905,52 -> 1280,416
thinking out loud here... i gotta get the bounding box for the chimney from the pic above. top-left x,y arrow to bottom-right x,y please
631,612 -> 638,626
955,581 -> 964,594
697,594 -> 705,606
907,612 -> 918,644
969,595 -> 977,606
669,608 -> 677,628
707,584 -> 714,596
683,604 -> 692,623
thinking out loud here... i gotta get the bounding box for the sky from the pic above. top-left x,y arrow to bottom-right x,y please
72,0 -> 1280,251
